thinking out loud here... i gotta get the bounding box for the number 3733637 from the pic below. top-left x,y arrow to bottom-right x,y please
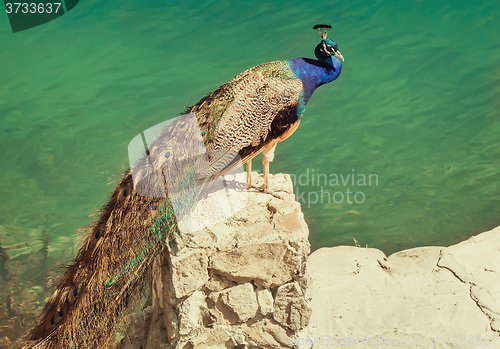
5,3 -> 62,14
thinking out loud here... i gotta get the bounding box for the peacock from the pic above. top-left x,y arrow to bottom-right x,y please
24,24 -> 343,348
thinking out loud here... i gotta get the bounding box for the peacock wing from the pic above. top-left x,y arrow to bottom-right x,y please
195,68 -> 303,178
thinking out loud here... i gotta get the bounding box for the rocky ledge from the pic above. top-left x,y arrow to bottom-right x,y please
116,173 -> 311,349
116,172 -> 500,349
299,226 -> 500,348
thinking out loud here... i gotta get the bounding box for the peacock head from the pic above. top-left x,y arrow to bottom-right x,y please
313,24 -> 344,64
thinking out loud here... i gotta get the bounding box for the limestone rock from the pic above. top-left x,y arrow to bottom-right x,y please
243,319 -> 294,348
215,282 -> 258,324
299,225 -> 500,348
205,273 -> 235,292
273,282 -> 312,332
438,227 -> 500,332
261,319 -> 294,348
256,288 -> 274,316
185,326 -> 235,348
242,322 -> 282,348
170,251 -> 209,299
116,173 -> 310,349
116,171 -> 500,349
210,240 -> 306,288
178,290 -> 206,335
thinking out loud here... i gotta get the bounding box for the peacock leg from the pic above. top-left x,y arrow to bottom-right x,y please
246,160 -> 252,189
262,141 -> 278,190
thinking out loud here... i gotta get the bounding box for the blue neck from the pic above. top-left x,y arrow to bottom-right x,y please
288,56 -> 342,105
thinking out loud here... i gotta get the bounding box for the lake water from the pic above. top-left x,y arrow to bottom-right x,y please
0,0 -> 499,344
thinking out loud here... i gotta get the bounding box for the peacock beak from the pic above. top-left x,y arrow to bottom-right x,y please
334,50 -> 344,62
322,42 -> 345,61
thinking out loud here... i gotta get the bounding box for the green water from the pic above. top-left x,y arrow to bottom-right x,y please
0,0 -> 499,335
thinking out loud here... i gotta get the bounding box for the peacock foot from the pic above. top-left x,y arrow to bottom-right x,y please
246,173 -> 286,200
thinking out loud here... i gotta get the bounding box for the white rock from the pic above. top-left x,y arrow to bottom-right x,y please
256,288 -> 274,316
273,282 -> 312,332
169,250 -> 209,299
299,225 -> 500,348
178,290 -> 206,335
218,282 -> 258,323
